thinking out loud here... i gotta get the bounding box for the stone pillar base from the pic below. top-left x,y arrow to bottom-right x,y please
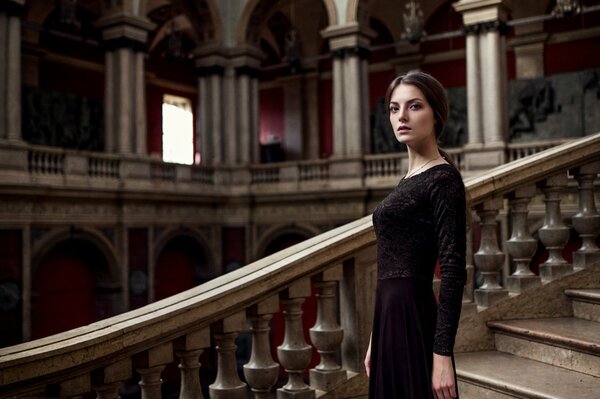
474,289 -> 508,308
574,251 -> 600,270
329,157 -> 363,189
309,368 -> 347,392
277,388 -> 316,399
507,275 -> 541,293
463,147 -> 506,172
540,264 -> 573,282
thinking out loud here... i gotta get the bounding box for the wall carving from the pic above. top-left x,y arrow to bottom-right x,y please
22,87 -> 104,151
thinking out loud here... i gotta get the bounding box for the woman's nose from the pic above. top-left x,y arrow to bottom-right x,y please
399,108 -> 408,121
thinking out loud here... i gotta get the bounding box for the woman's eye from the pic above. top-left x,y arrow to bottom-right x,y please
390,107 -> 399,113
409,103 -> 422,110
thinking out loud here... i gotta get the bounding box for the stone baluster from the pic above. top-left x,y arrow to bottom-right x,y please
243,295 -> 280,399
60,374 -> 91,398
473,198 -> 508,307
572,161 -> 600,269
175,327 -> 211,399
92,358 -> 132,399
135,342 -> 173,399
209,311 -> 247,399
277,278 -> 315,398
309,265 -> 347,392
506,185 -> 540,293
538,174 -> 573,281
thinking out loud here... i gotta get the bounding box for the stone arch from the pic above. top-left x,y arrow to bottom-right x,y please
347,0 -> 369,26
30,227 -> 122,339
237,0 -> 333,47
254,223 -> 321,260
322,0 -> 338,26
170,0 -> 223,45
153,227 -> 214,300
31,226 -> 120,281
153,226 -> 214,269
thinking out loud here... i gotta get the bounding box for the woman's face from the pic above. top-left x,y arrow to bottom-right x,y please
388,83 -> 436,147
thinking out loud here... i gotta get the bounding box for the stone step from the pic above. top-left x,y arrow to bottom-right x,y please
565,289 -> 600,322
455,351 -> 600,399
488,318 -> 600,377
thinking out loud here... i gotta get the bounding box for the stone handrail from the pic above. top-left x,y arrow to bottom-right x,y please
1,132 -> 600,397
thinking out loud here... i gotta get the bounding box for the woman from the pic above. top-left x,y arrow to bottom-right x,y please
364,71 -> 467,399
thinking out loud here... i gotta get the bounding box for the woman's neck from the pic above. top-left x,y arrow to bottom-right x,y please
406,140 -> 442,172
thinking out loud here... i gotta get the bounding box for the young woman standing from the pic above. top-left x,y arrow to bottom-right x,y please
364,71 -> 467,399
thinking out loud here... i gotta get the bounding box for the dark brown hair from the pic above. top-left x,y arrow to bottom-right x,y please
386,70 -> 471,228
384,70 -> 457,170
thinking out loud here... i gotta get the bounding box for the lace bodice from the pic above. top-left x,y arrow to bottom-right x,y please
372,163 -> 467,356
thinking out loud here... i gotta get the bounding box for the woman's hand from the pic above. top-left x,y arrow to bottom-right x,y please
432,353 -> 457,399
364,339 -> 372,377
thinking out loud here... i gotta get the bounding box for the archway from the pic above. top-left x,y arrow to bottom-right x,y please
31,239 -> 117,339
154,235 -> 210,301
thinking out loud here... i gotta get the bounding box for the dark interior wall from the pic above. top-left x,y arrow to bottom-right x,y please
0,230 -> 22,346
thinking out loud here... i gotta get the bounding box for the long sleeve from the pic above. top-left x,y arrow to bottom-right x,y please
430,170 -> 467,356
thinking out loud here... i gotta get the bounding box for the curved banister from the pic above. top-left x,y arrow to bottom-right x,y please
1,132 -> 600,393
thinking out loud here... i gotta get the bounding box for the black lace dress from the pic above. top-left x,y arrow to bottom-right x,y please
369,164 -> 467,399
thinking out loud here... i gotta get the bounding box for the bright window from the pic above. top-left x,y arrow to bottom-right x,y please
162,94 -> 193,165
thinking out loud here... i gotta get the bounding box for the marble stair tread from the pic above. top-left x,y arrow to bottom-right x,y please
455,351 -> 600,399
565,288 -> 600,303
487,318 -> 600,355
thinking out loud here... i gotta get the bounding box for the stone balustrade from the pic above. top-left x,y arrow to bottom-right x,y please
0,139 -> 572,197
2,133 -> 600,397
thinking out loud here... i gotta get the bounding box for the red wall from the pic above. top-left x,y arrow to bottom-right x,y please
32,246 -> 96,339
259,87 -> 285,145
545,37 -> 600,75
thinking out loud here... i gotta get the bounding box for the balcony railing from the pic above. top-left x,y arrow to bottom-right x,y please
1,133 -> 599,397
0,139 -> 570,197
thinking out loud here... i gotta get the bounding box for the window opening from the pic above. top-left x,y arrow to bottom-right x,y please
162,94 -> 194,165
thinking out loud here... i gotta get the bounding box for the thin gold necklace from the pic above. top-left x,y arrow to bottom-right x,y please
404,156 -> 440,179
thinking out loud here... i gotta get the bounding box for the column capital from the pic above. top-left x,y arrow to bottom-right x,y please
321,22 -> 375,51
453,0 -> 509,26
96,13 -> 155,50
0,0 -> 24,16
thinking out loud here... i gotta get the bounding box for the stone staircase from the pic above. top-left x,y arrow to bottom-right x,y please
456,289 -> 600,398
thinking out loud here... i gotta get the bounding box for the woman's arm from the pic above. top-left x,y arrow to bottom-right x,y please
364,332 -> 372,377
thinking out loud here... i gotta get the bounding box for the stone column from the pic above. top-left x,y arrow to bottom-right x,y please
0,0 -> 24,142
195,63 -> 225,165
92,358 -> 132,399
175,328 -> 211,399
209,311 -> 247,399
97,14 -> 155,155
538,173 -> 572,281
277,278 -> 315,399
322,26 -> 373,158
572,161 -> 600,269
243,296 -> 280,399
464,26 -> 483,148
473,198 -> 508,307
506,185 -> 540,293
309,265 -> 347,392
135,342 -> 173,399
331,52 -> 345,157
454,0 -> 509,170
236,67 -> 258,164
511,24 -> 547,79
303,72 -> 320,159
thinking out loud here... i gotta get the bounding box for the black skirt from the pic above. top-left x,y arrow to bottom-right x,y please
368,277 -> 458,399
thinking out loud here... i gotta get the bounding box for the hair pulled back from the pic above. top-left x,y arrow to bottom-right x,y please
385,70 -> 456,169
